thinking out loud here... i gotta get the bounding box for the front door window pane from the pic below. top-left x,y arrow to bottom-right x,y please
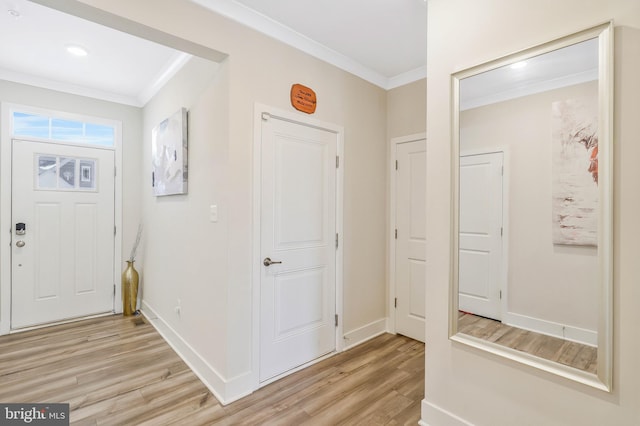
37,156 -> 57,189
79,160 -> 96,190
59,158 -> 76,188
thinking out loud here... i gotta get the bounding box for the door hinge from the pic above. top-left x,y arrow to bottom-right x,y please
395,160 -> 398,171
336,156 -> 340,168
395,229 -> 398,239
335,314 -> 339,327
335,233 -> 339,249
500,227 -> 503,237
113,284 -> 116,297
394,297 -> 397,308
114,166 -> 117,177
114,226 -> 117,236
499,290 -> 502,300
261,112 -> 270,121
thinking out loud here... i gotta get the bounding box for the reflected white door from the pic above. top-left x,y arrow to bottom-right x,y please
11,140 -> 115,329
260,115 -> 337,382
395,139 -> 426,342
459,152 -> 503,320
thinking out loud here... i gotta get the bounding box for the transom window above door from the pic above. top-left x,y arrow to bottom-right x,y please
12,111 -> 115,147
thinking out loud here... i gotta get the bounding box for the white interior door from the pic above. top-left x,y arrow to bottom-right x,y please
394,138 -> 426,342
459,152 -> 503,320
260,115 -> 337,383
11,139 -> 115,329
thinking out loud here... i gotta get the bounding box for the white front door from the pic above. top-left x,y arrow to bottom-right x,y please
394,138 -> 426,342
459,152 -> 504,320
11,140 -> 115,329
260,115 -> 337,382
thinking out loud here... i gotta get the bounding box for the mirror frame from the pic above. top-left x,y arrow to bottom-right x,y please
449,22 -> 613,391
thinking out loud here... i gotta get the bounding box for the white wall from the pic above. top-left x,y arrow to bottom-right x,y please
425,0 -> 640,424
0,79 -> 143,306
140,56 -> 229,378
460,81 -> 598,334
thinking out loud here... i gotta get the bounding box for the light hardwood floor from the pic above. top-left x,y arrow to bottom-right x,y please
0,315 -> 424,425
458,312 -> 597,374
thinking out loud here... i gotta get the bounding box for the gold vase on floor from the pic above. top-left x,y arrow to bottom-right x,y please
122,260 -> 139,316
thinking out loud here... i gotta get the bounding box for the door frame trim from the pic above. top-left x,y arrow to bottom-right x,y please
388,133 -> 426,335
0,103 -> 123,334
251,103 -> 344,391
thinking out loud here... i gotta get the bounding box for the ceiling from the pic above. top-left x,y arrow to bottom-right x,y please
0,0 -> 427,107
0,0 -> 193,106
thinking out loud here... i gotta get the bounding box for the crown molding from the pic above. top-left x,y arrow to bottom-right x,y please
137,52 -> 193,106
387,66 -> 428,90
0,51 -> 194,108
0,68 -> 142,107
191,0 -> 424,90
460,69 -> 598,111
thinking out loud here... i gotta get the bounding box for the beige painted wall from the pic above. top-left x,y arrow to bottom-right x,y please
425,0 -> 640,424
386,78 -> 427,321
66,0 -> 389,399
387,78 -> 427,139
460,81 -> 599,333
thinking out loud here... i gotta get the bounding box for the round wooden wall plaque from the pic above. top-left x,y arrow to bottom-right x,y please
291,84 -> 317,114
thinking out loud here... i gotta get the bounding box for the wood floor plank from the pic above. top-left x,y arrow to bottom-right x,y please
458,312 -> 597,373
342,390 -> 414,426
0,315 -> 424,425
299,367 -> 412,423
386,399 -> 423,426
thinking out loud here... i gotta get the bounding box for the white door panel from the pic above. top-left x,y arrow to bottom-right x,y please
395,139 -> 426,342
459,152 -> 503,320
12,140 -> 115,329
260,117 -> 337,382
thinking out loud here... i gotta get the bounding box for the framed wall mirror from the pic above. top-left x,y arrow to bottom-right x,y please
450,22 -> 613,391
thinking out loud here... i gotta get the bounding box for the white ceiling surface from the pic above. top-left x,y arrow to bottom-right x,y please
0,0 -> 427,108
0,0 -> 190,107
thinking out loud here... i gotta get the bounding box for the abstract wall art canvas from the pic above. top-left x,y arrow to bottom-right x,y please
152,108 -> 188,196
551,97 -> 598,246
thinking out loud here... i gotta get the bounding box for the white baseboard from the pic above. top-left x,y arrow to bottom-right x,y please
503,312 -> 597,347
342,317 -> 388,350
422,399 -> 474,426
140,301 -> 252,405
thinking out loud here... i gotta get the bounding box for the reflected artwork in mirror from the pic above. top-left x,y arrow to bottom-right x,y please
450,22 -> 613,391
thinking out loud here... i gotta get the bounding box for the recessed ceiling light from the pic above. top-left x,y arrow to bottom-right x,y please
7,9 -> 21,18
510,61 -> 527,70
66,45 -> 89,57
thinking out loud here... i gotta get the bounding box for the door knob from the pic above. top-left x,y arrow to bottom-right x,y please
15,240 -> 25,248
263,257 -> 282,267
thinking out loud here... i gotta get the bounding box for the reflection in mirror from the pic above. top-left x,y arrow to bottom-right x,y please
451,23 -> 612,391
